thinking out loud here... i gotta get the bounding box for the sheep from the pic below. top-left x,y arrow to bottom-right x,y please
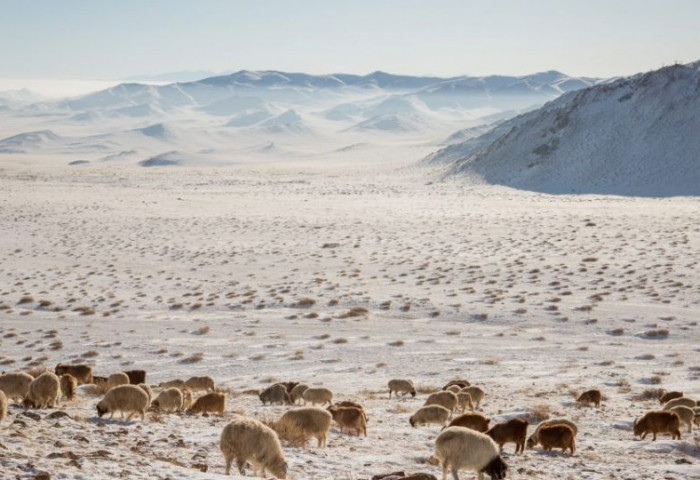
184,375 -> 215,393
274,407 -> 332,448
486,418 -> 529,454
659,390 -> 683,404
442,379 -> 470,390
59,373 -> 78,401
669,405 -> 695,433
457,392 -> 474,413
96,384 -> 149,420
694,407 -> 700,427
388,379 -> 416,398
446,413 -> 491,433
302,387 -> 333,406
182,387 -> 193,409
434,427 -> 508,480
662,397 -> 696,410
220,415 -> 287,478
159,379 -> 185,389
124,369 -> 146,385
424,391 -> 458,413
0,390 -> 7,423
0,371 -> 34,402
152,388 -> 184,413
54,364 -> 93,385
274,381 -> 299,395
290,383 -> 309,404
335,400 -> 367,420
106,372 -> 130,390
526,418 -> 578,448
260,384 -> 292,406
446,385 -> 461,394
577,389 -> 602,408
328,405 -> 367,436
633,410 -> 681,440
187,392 -> 226,415
23,372 -> 61,409
538,424 -> 576,455
460,386 -> 485,409
138,383 -> 153,406
409,405 -> 451,428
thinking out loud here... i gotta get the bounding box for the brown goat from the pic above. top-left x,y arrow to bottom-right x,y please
328,405 -> 367,436
186,392 -> 225,415
633,411 -> 681,441
577,389 -> 602,408
124,370 -> 146,385
659,391 -> 683,405
445,412 -> 490,432
486,418 -> 529,454
442,379 -> 470,390
538,424 -> 576,455
54,364 -> 93,385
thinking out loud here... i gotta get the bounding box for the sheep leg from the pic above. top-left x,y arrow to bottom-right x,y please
452,466 -> 461,480
236,459 -> 246,475
389,390 -> 392,398
641,431 -> 648,440
441,462 -> 448,480
224,456 -> 232,475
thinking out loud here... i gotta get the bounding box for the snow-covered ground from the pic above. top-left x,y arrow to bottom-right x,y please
1,152 -> 699,479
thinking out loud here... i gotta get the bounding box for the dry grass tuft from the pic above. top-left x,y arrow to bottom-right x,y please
179,352 -> 204,364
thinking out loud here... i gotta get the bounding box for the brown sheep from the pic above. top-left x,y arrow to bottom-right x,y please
577,389 -> 602,408
659,390 -> 683,404
124,370 -> 146,385
633,411 -> 681,440
486,418 -> 529,454
187,392 -> 225,415
442,379 -> 470,390
54,364 -> 93,385
445,412 -> 490,432
423,391 -> 458,414
328,405 -> 367,436
334,400 -> 367,422
59,374 -> 78,401
538,424 -> 576,454
274,381 -> 299,395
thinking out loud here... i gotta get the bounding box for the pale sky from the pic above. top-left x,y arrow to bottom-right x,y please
1,0 -> 699,80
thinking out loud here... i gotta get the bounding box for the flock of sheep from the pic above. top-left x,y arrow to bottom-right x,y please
1,365 -> 699,479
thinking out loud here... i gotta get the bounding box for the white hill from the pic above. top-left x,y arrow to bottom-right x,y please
428,62 -> 700,196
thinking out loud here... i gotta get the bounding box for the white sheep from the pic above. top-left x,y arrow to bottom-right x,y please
460,386 -> 485,409
24,372 -> 61,409
424,391 -> 458,413
0,390 -> 7,423
184,376 -> 215,393
220,415 -> 287,478
107,372 -> 130,390
410,405 -> 451,428
670,405 -> 695,433
96,384 -> 149,420
290,384 -> 309,404
434,426 -> 508,480
274,407 -> 332,448
527,418 -> 579,448
0,371 -> 34,402
152,387 -> 184,413
388,379 -> 416,398
663,397 -> 696,410
302,387 -> 333,406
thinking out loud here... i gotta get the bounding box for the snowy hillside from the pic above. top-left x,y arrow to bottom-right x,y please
429,63 -> 700,196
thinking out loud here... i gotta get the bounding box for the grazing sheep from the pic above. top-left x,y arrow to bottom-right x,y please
59,374 -> 78,401
54,364 -> 93,385
274,381 -> 299,395
662,397 -> 696,410
274,407 -> 332,448
107,372 -> 130,390
0,390 -> 7,423
328,405 -> 367,436
184,376 -> 215,393
527,418 -> 578,448
659,390 -> 683,404
124,369 -> 146,385
446,385 -> 461,394
434,427 -> 508,480
409,405 -> 451,428
457,392 -> 474,413
290,384 -> 309,404
669,406 -> 694,433
486,418 -> 529,454
96,384 -> 149,420
538,424 -> 576,455
633,411 -> 681,440
159,379 -> 185,389
260,384 -> 292,406
335,400 -> 367,421
152,388 -> 184,413
388,379 -> 416,398
302,387 -> 333,406
220,415 -> 287,478
187,392 -> 226,415
138,384 -> 153,405
424,391 -> 458,413
577,389 -> 602,408
446,413 -> 491,433
460,386 -> 485,409
24,372 -> 61,409
442,379 -> 470,390
0,371 -> 34,402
